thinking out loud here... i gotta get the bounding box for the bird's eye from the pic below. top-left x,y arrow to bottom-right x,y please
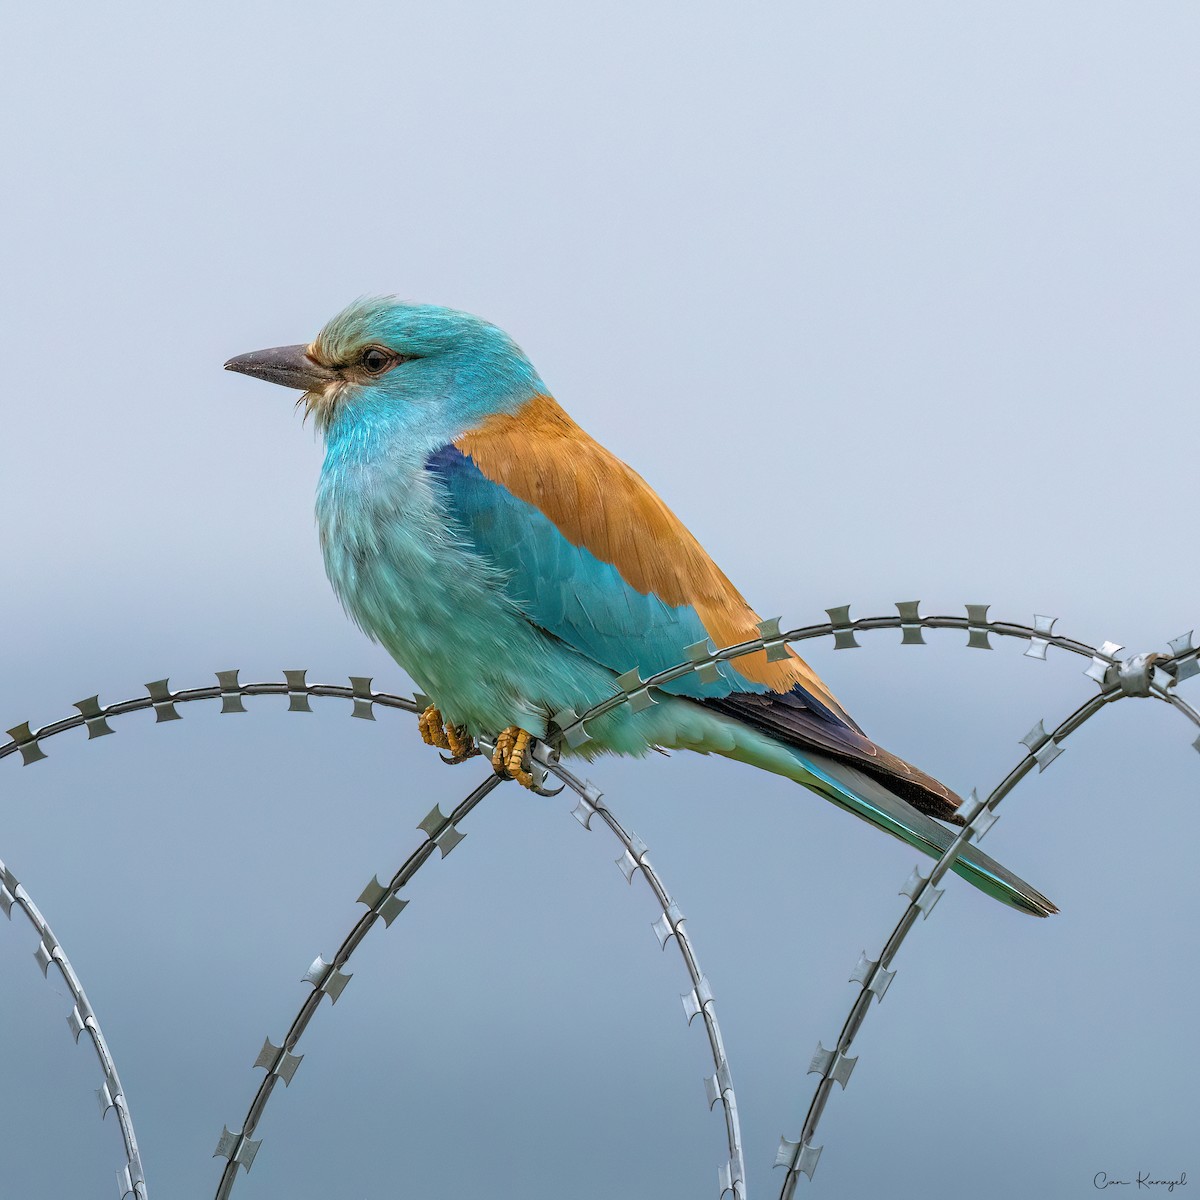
361,347 -> 393,375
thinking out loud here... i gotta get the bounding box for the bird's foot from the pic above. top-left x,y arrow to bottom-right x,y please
491,726 -> 536,788
418,705 -> 479,764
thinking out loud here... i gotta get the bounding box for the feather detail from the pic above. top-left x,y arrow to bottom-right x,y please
454,395 -> 851,720
703,690 -> 964,823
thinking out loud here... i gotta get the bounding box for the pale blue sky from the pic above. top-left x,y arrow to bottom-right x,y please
1,4 -> 1197,1198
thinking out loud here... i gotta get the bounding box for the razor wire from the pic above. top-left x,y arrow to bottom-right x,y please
2,671 -> 746,1199
546,603 -> 1198,742
539,601 -> 1199,1193
548,599 -> 1198,1195
213,769 -> 503,1197
2,602 -> 1197,1198
766,614 -> 1200,1197
535,744 -> 747,1200
0,853 -> 147,1199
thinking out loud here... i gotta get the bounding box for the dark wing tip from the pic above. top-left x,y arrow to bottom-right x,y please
704,689 -> 966,824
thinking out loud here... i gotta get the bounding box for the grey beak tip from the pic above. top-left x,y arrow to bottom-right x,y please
224,353 -> 257,376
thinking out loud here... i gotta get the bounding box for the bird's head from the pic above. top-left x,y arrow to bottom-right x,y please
225,297 -> 546,445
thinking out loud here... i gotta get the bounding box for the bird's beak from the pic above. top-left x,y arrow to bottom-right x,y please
223,344 -> 337,391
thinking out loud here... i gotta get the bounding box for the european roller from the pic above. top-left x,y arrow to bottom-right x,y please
226,297 -> 1056,917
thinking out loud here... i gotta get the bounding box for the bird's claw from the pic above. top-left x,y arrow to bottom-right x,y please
439,750 -> 481,766
491,726 -> 537,789
419,705 -> 479,762
421,711 -> 558,791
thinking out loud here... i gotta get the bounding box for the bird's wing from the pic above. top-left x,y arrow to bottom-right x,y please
433,395 -> 835,701
431,394 -> 960,820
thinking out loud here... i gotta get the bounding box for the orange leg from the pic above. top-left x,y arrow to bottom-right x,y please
418,705 -> 478,763
491,726 -> 535,788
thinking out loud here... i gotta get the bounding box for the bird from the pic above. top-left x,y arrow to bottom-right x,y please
225,297 -> 1056,917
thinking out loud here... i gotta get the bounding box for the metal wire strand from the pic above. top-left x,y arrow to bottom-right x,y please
0,854 -> 147,1199
2,604 -> 1195,1199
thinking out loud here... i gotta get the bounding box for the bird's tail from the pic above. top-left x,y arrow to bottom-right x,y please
696,709 -> 1058,917
656,695 -> 1056,916
783,749 -> 1057,916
